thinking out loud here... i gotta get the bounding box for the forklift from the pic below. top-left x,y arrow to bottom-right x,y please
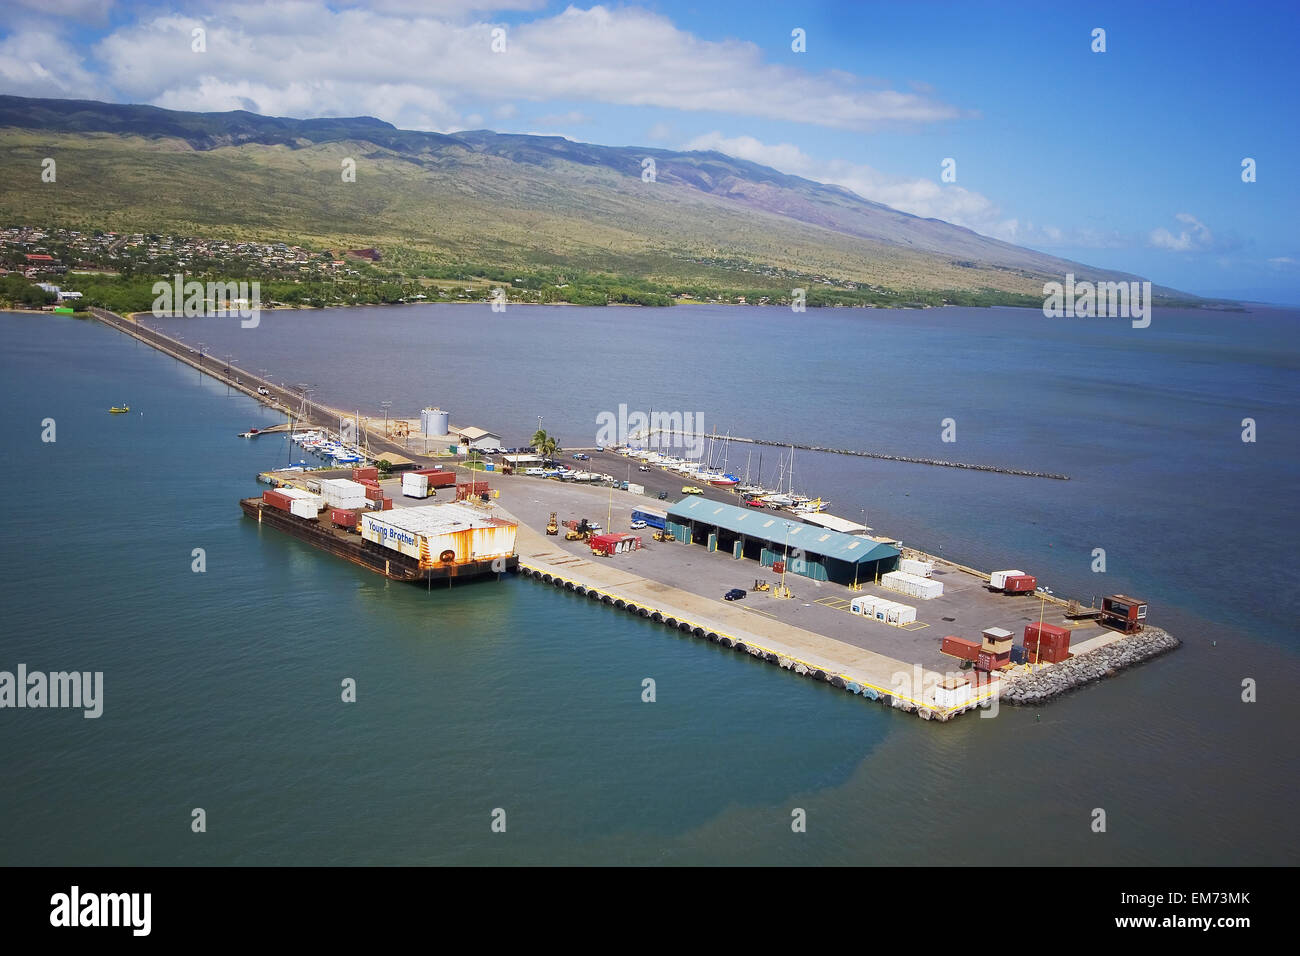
546,512 -> 559,535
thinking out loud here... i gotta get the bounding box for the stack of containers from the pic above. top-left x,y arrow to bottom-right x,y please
318,478 -> 368,511
880,570 -> 943,600
1024,622 -> 1072,663
900,558 -> 934,577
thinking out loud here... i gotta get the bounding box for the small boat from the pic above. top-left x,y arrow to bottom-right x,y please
707,473 -> 740,487
109,405 -> 130,414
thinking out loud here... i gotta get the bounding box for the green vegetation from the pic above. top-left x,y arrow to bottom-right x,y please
0,96 -> 1182,309
0,274 -> 56,308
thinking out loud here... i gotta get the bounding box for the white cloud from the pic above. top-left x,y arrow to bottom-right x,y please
1149,212 -> 1213,252
0,29 -> 108,99
61,3 -> 964,133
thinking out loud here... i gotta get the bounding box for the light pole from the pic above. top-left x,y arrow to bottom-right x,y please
381,400 -> 392,439
779,521 -> 793,599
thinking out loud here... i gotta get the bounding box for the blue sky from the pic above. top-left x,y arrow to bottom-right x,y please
2,0 -> 1297,302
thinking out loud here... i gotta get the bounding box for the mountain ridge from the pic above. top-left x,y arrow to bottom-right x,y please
0,94 -> 1189,300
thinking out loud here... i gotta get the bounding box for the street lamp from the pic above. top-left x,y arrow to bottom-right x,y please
779,520 -> 793,599
381,400 -> 392,439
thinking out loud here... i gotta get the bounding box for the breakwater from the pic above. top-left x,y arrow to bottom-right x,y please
1000,627 -> 1182,705
634,429 -> 1069,480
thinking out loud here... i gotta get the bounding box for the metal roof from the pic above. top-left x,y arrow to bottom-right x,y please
794,511 -> 870,535
667,496 -> 900,564
365,502 -> 515,537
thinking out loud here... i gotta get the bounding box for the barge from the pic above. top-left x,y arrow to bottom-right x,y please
240,496 -> 518,584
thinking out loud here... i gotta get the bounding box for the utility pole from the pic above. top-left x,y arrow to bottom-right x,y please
381,400 -> 392,440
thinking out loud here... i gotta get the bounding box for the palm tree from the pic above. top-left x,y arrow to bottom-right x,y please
544,436 -> 560,459
531,429 -> 548,454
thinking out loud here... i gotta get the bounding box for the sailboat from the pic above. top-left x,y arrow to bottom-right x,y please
760,445 -> 798,506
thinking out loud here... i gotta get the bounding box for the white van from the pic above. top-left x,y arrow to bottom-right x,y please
525,467 -> 545,477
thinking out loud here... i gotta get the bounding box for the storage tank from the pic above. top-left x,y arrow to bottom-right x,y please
421,407 -> 450,437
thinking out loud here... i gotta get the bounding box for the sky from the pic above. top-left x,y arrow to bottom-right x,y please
1,0 -> 1297,303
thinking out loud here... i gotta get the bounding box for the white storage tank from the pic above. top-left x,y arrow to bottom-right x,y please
421,407 -> 450,437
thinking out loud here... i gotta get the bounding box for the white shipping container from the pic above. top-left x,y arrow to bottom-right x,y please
901,558 -> 934,577
850,596 -> 873,615
989,570 -> 1023,590
895,605 -> 917,624
289,498 -> 318,519
628,483 -> 645,495
402,473 -> 430,498
319,478 -> 369,508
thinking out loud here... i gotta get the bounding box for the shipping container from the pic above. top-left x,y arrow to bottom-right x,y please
900,558 -> 934,577
1002,574 -> 1037,594
289,498 -> 318,519
941,635 -> 982,661
352,467 -> 379,481
264,489 -> 293,512
772,560 -> 786,574
330,508 -> 359,529
989,569 -> 1024,590
1101,594 -> 1148,633
421,471 -> 456,488
1025,622 -> 1073,663
881,570 -> 943,600
590,533 -> 641,556
976,650 -> 1011,672
381,497 -> 393,510
319,478 -> 370,510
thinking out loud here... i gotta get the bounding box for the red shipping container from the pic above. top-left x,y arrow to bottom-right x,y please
1003,574 -> 1037,594
263,489 -> 292,512
330,508 -> 358,528
424,471 -> 455,488
941,636 -> 981,662
352,466 -> 378,481
359,479 -> 381,490
381,497 -> 393,510
976,650 -> 1011,672
414,467 -> 444,476
772,560 -> 786,574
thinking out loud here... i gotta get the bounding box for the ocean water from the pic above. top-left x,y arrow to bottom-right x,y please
1,306 -> 1297,865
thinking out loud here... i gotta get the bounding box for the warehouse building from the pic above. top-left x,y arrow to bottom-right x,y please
665,496 -> 901,585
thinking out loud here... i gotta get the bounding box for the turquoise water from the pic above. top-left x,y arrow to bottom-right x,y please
1,309 -> 1297,865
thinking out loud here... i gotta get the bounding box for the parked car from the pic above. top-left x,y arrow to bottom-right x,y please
630,520 -> 647,530
638,465 -> 650,472
257,386 -> 270,395
657,491 -> 669,500
682,485 -> 704,495
723,588 -> 747,602
572,453 -> 589,460
743,498 -> 766,508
